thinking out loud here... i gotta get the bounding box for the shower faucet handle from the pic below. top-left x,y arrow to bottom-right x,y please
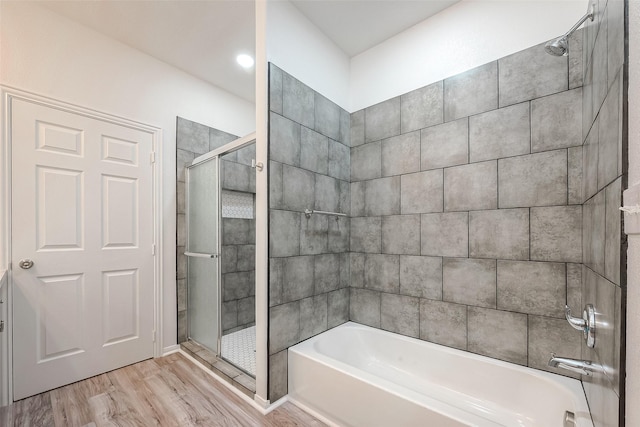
565,304 -> 596,348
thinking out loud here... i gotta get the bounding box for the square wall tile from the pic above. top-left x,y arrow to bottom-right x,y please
351,181 -> 365,217
381,294 -> 419,338
567,263 -> 582,312
269,301 -> 300,354
269,210 -> 300,257
315,174 -> 340,213
598,74 -> 621,191
269,63 -> 283,114
584,191 -> 606,276
468,307 -> 528,365
421,118 -> 468,170
530,206 -> 582,263
444,161 -> 497,211
300,214 -> 328,255
583,117 -> 599,201
282,165 -> 315,212
498,150 -> 567,208
238,296 -> 255,325
314,93 -> 340,141
528,315 -> 582,378
177,117 -> 210,154
607,0 -> 624,88
269,350 -> 287,401
497,260 -> 566,318
269,112 -> 301,167
327,288 -> 349,328
498,41 -> 568,107
282,256 -> 314,303
350,217 -> 381,253
568,146 -> 583,205
401,81 -> 444,133
469,102 -> 530,162
269,161 -> 283,209
469,209 -> 529,260
328,217 -> 349,253
444,62 -> 498,122
350,288 -> 381,328
300,294 -> 328,341
351,141 -> 381,182
420,300 -> 467,350
350,253 -> 365,288
328,139 -> 350,181
350,110 -> 365,147
210,128 -> 238,152
176,149 -> 195,183
568,30 -> 583,89
443,258 -> 497,308
421,212 -> 469,258
364,177 -> 401,216
399,255 -> 442,300
339,108 -> 351,147
531,88 -> 582,152
314,254 -> 340,294
591,16 -> 608,119
365,97 -> 401,143
269,258 -> 283,307
282,72 -> 314,129
381,131 -> 420,177
401,170 -> 444,214
605,178 -> 621,285
382,215 -> 421,255
300,127 -> 328,175
365,254 -> 400,293
595,274 -> 617,387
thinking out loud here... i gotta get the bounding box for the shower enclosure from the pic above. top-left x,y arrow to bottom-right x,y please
184,133 -> 257,378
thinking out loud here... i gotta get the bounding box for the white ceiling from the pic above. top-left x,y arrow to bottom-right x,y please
37,0 -> 461,103
291,0 -> 460,57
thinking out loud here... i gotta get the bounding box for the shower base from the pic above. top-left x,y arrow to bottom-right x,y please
221,326 -> 256,376
180,339 -> 256,397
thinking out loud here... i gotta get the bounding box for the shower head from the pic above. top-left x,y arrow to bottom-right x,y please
544,3 -> 594,57
545,36 -> 569,57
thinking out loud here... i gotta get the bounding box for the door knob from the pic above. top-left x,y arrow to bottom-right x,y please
18,259 -> 34,269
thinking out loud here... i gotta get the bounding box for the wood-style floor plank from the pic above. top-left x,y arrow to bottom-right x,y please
0,352 -> 325,427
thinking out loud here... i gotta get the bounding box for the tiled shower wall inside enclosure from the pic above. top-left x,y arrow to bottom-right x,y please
580,0 -> 625,426
349,35 -> 586,376
176,117 -> 238,343
268,64 -> 351,401
220,146 -> 257,336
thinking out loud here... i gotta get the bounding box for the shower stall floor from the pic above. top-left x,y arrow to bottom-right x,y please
221,326 -> 256,376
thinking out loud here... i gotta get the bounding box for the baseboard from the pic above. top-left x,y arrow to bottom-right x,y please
162,344 -> 180,356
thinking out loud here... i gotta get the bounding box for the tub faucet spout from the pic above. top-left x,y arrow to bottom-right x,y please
548,353 -> 596,376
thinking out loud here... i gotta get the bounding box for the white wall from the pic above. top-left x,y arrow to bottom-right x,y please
350,0 -> 588,111
266,0 -> 351,111
0,2 -> 256,352
626,0 -> 639,424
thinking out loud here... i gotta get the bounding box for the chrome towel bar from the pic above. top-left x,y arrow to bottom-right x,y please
304,209 -> 347,219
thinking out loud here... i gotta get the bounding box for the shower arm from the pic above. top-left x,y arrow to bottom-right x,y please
563,4 -> 594,38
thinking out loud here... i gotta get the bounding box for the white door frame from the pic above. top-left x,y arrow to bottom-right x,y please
0,86 -> 164,404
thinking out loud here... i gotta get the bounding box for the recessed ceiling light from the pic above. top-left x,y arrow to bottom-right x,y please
236,54 -> 254,69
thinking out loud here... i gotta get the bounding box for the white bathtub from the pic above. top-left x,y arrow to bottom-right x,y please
288,322 -> 593,427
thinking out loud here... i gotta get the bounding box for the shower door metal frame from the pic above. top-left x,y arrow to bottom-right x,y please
185,132 -> 257,358
185,154 -> 223,355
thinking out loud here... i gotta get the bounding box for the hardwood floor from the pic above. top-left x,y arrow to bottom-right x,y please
0,352 -> 326,427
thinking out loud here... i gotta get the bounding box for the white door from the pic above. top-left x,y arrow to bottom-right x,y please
11,98 -> 155,400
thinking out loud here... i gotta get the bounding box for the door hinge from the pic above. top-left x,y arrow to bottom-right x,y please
152,330 -> 156,342
152,244 -> 156,255
150,152 -> 156,164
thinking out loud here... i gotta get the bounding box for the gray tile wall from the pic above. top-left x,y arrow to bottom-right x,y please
268,64 -> 351,401
176,117 -> 238,343
580,1 -> 624,426
349,35 -> 586,378
219,148 -> 257,335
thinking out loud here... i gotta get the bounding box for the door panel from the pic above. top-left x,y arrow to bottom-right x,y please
11,98 -> 155,400
186,158 -> 220,353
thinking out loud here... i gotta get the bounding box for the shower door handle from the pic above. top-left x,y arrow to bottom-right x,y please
184,252 -> 218,258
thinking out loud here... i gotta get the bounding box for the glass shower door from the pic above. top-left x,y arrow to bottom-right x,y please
185,156 -> 220,353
